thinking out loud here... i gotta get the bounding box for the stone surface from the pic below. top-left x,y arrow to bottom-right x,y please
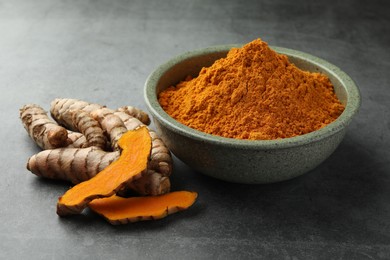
1,0 -> 389,259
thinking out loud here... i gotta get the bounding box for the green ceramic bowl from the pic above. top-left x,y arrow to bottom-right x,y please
144,45 -> 361,184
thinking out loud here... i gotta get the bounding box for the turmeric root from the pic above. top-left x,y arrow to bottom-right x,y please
50,98 -> 150,129
148,130 -> 173,177
88,191 -> 198,224
113,111 -> 173,195
123,169 -> 171,196
90,108 -> 128,151
22,99 -> 197,224
117,106 -> 151,126
23,99 -> 173,196
114,112 -> 172,176
20,104 -> 69,149
27,117 -> 171,196
124,130 -> 172,195
66,131 -> 87,148
27,147 -> 119,184
50,98 -> 104,131
71,110 -> 107,149
57,127 -> 151,216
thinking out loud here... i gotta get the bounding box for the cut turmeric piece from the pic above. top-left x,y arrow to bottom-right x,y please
88,191 -> 198,225
56,126 -> 151,217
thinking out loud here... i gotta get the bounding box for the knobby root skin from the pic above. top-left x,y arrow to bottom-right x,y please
113,111 -> 143,131
27,147 -> 120,184
50,98 -> 150,129
113,112 -> 172,176
149,130 -> 173,176
125,170 -> 171,196
23,99 -> 173,197
56,127 -> 152,217
88,191 -> 198,225
22,99 -> 195,224
71,110 -> 107,149
90,108 -> 128,151
50,98 -> 104,131
66,131 -> 87,148
117,106 -> 151,126
20,104 -> 69,149
113,112 -> 173,194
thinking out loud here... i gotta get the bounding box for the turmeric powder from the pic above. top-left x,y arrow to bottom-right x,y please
158,39 -> 345,140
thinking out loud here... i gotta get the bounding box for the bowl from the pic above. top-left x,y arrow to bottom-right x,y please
144,45 -> 361,184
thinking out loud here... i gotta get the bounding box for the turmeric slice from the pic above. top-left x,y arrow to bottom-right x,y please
56,126 -> 151,216
88,191 -> 198,225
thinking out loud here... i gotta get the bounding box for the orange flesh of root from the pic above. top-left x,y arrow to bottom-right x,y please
88,191 -> 198,224
57,127 -> 151,216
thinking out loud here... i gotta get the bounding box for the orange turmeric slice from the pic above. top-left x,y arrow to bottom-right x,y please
56,127 -> 151,216
89,191 -> 198,224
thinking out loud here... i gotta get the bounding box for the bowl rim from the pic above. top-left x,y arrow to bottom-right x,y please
144,44 -> 361,149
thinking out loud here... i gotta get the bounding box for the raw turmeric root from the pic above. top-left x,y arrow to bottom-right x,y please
148,130 -> 173,176
90,108 -> 128,151
113,111 -> 173,195
50,98 -> 104,131
50,98 -> 151,129
21,99 -> 197,224
113,111 -> 172,176
88,191 -> 198,224
66,131 -> 87,148
123,169 -> 171,196
22,99 -> 173,196
20,104 -> 69,149
117,106 -> 151,125
57,127 -> 151,216
71,110 -> 107,149
27,147 -> 119,184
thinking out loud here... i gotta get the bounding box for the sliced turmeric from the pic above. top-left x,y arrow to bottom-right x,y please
88,191 -> 198,225
114,111 -> 173,195
56,127 -> 151,216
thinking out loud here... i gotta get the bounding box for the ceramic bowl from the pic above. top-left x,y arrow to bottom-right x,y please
144,45 -> 361,184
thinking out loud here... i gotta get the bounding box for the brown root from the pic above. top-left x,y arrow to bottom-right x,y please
20,104 -> 68,149
56,127 -> 151,216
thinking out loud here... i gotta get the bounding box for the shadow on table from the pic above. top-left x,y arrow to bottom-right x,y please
167,133 -> 389,243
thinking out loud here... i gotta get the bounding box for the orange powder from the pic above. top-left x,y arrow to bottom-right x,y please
158,39 -> 345,140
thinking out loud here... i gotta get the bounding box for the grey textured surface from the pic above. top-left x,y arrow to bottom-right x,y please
1,0 -> 389,259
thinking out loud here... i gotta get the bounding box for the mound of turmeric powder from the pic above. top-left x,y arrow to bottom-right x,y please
158,39 -> 345,140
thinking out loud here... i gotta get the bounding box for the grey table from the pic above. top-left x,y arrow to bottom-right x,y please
1,0 -> 389,259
